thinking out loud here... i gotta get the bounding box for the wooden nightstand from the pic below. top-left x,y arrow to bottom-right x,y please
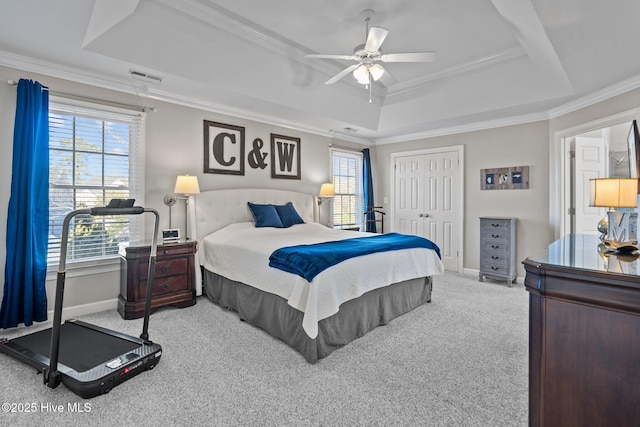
118,241 -> 197,319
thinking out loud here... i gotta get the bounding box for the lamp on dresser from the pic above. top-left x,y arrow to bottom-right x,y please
589,177 -> 638,252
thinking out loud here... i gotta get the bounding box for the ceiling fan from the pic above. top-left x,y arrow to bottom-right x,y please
304,9 -> 437,100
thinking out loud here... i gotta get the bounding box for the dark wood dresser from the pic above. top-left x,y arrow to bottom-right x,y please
523,234 -> 640,427
119,241 -> 197,319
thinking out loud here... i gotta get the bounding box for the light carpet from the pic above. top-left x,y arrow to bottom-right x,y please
0,272 -> 529,426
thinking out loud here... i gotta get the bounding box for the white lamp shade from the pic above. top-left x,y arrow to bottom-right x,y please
589,178 -> 638,208
353,65 -> 370,84
319,182 -> 336,197
370,64 -> 385,81
174,174 -> 200,195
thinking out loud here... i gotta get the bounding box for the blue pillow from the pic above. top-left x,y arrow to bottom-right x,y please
274,202 -> 305,228
248,202 -> 283,228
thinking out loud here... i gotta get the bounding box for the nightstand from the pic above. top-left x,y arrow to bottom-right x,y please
118,241 -> 197,319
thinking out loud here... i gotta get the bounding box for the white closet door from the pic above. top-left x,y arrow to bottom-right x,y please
394,149 -> 460,271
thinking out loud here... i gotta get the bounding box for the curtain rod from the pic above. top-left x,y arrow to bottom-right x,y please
7,79 -> 156,113
329,143 -> 364,153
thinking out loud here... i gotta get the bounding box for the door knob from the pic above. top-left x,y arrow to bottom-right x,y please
418,213 -> 430,218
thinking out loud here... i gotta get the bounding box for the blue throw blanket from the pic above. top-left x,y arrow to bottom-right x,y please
269,233 -> 441,282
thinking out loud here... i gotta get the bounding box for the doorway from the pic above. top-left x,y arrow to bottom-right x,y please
557,116 -> 636,237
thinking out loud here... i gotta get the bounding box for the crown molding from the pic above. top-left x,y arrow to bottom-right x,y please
143,87 -> 371,144
0,50 -> 371,144
385,46 -> 527,100
3,49 -> 640,147
547,73 -> 640,119
0,50 -> 137,95
373,111 -> 549,145
376,72 -> 640,144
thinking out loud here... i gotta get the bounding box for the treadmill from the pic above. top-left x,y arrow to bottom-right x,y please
0,200 -> 162,399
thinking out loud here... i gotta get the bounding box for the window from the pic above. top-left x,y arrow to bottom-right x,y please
331,149 -> 364,230
48,100 -> 145,267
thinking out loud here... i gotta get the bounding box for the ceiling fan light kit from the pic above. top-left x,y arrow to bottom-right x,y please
304,9 -> 437,102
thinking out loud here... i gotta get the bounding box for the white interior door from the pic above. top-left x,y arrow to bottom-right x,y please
394,149 -> 461,271
395,156 -> 424,236
574,136 -> 607,235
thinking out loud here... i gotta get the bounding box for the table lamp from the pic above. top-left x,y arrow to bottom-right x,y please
164,174 -> 200,240
317,182 -> 335,225
589,178 -> 638,251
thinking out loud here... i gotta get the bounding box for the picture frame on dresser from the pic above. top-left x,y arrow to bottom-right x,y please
628,119 -> 640,179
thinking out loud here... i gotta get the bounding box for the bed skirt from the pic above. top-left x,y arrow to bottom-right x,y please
202,269 -> 433,363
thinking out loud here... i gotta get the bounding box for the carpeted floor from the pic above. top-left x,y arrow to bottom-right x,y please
0,272 -> 529,426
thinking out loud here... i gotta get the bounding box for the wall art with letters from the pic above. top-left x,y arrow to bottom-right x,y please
203,120 -> 245,175
203,120 -> 301,180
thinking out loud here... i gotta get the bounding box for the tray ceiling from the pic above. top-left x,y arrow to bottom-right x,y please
1,0 -> 639,143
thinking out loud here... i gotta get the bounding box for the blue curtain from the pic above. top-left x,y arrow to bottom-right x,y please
363,148 -> 376,233
1,79 -> 49,328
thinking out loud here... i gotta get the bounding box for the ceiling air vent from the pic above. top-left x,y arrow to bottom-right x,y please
343,127 -> 358,133
129,69 -> 163,84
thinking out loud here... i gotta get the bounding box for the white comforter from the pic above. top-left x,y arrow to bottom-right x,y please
198,222 -> 444,338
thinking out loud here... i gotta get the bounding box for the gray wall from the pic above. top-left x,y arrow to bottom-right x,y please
1,62 -> 640,316
374,121 -> 551,278
0,64 -> 360,315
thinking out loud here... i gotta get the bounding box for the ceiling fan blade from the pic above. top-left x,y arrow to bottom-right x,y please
378,66 -> 397,87
364,26 -> 389,52
325,64 -> 360,85
380,52 -> 438,62
305,53 -> 357,61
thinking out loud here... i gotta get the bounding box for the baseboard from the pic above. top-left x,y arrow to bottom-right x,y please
2,299 -> 119,332
47,298 -> 118,321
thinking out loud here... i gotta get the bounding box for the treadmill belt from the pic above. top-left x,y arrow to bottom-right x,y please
11,322 -> 140,372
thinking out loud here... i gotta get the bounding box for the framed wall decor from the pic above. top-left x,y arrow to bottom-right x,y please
628,119 -> 640,179
203,120 -> 245,175
270,133 -> 301,180
481,166 -> 529,190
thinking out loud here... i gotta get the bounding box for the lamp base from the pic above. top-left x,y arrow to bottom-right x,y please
601,238 -> 640,253
604,211 -> 637,250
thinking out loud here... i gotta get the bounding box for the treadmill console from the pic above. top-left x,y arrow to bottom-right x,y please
105,352 -> 139,369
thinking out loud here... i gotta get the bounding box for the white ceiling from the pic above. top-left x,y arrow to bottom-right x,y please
1,0 -> 640,144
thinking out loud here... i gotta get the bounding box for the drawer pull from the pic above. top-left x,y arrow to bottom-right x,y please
160,282 -> 170,290
491,256 -> 499,260
491,223 -> 500,227
491,266 -> 500,271
161,266 -> 170,274
491,234 -> 500,238
491,245 -> 500,249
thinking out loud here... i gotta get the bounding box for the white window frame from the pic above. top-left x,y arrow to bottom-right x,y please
330,148 -> 365,230
46,97 -> 145,278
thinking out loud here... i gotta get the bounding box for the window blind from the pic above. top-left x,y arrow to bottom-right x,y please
47,100 -> 145,266
330,149 -> 364,230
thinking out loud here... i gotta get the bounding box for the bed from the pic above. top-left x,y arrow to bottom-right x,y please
189,188 -> 444,363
